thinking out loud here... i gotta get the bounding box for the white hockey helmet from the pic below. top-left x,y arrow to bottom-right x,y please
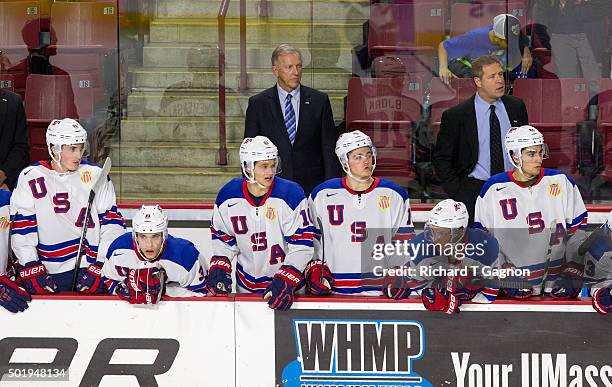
505,125 -> 548,173
239,136 -> 281,184
132,205 -> 168,261
492,13 -> 521,40
335,130 -> 377,180
425,199 -> 469,244
46,118 -> 88,168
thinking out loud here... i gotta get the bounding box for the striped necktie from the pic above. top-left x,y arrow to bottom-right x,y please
284,93 -> 296,145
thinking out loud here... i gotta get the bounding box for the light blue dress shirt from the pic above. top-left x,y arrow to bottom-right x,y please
468,93 -> 513,180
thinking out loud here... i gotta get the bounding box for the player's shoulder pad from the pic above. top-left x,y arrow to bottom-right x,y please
164,235 -> 200,271
270,177 -> 306,210
310,178 -> 343,201
215,177 -> 246,206
107,232 -> 133,257
465,228 -> 499,266
377,178 -> 409,201
479,172 -> 512,198
0,189 -> 11,206
18,162 -> 47,179
542,168 -> 577,187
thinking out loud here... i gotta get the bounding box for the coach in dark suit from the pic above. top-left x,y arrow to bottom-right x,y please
433,55 -> 528,225
244,44 -> 341,194
0,89 -> 29,190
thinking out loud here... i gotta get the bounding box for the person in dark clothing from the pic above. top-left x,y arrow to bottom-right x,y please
0,89 -> 29,190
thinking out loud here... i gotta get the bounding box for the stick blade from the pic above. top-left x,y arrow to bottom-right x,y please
92,157 -> 112,196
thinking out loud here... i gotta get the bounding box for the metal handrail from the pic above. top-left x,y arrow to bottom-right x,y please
218,0 -> 247,166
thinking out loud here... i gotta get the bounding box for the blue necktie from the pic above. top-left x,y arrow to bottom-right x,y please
284,93 -> 296,145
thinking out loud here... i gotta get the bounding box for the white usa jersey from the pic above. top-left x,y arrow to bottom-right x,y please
10,161 -> 125,274
102,233 -> 207,296
309,177 -> 415,295
0,190 -> 10,276
475,169 -> 587,287
211,177 -> 314,293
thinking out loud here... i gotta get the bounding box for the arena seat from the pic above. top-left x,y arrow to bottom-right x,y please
25,74 -> 78,162
513,78 -> 590,175
346,77 -> 424,185
50,1 -> 117,103
0,1 -> 40,51
368,2 -> 446,58
449,1 -> 528,37
0,74 -> 15,92
428,77 -> 476,135
598,78 -> 612,182
372,53 -> 435,83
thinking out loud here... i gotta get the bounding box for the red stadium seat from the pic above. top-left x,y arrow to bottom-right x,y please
368,2 -> 446,57
513,78 -> 590,175
0,74 -> 15,92
597,79 -> 612,182
346,77 -> 424,185
449,1 -> 528,37
428,77 -> 476,136
373,53 -> 435,82
25,74 -> 78,162
0,1 -> 40,51
51,1 -> 117,49
50,1 -> 118,104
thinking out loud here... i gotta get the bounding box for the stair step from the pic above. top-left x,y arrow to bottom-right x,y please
125,90 -> 346,121
120,118 -> 245,142
155,0 -> 369,20
109,142 -> 241,167
111,166 -> 242,195
143,43 -> 356,69
150,19 -> 364,45
132,67 -> 351,91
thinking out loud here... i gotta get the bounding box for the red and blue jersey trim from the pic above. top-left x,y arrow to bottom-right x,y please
210,226 -> 237,247
10,214 -> 38,235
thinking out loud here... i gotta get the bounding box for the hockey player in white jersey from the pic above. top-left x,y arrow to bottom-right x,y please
384,199 -> 500,315
475,125 -> 588,299
207,136 -> 313,310
10,118 -> 125,293
578,210 -> 612,315
0,190 -> 31,312
305,130 -> 415,295
78,205 -> 207,304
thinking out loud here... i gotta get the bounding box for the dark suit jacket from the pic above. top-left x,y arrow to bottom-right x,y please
433,94 -> 528,198
244,84 -> 341,194
0,89 -> 29,189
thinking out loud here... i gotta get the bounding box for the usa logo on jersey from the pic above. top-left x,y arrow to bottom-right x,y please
548,183 -> 561,197
80,170 -> 93,184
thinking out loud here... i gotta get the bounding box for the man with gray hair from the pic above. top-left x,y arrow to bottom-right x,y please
245,44 -> 341,194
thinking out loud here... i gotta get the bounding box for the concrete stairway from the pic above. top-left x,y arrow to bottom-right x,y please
111,0 -> 369,201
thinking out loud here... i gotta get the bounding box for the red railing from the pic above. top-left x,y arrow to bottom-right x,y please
218,0 -> 247,165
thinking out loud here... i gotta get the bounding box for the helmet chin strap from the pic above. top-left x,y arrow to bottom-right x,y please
343,161 -> 375,184
49,146 -> 69,174
245,170 -> 269,190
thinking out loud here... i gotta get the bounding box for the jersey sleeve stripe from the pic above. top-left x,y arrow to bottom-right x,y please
210,226 -> 237,246
11,214 -> 38,234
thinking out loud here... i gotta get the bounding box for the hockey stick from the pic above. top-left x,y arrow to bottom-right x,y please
153,265 -> 168,303
315,216 -> 329,288
71,157 -> 112,291
6,211 -> 20,281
